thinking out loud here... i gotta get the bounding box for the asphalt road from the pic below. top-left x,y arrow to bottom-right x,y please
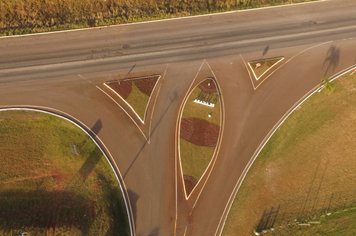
1,0 -> 356,235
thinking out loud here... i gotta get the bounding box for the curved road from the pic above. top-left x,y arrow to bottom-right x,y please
1,0 -> 356,235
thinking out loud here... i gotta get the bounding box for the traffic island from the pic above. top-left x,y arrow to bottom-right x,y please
104,75 -> 160,123
179,77 -> 222,197
248,56 -> 284,80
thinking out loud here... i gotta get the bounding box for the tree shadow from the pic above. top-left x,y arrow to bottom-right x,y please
104,181 -> 130,236
138,226 -> 160,236
323,45 -> 340,76
0,189 -> 95,234
261,45 -> 270,59
91,119 -> 103,136
256,206 -> 280,233
123,89 -> 178,179
127,189 -> 139,229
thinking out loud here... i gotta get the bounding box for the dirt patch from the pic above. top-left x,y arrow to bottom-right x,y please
180,118 -> 220,147
184,175 -> 197,196
198,78 -> 217,94
134,75 -> 159,96
106,80 -> 132,100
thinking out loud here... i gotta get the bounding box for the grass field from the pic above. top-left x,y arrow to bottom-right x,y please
126,82 -> 150,122
0,0 -> 314,36
222,71 -> 356,236
0,110 -> 129,236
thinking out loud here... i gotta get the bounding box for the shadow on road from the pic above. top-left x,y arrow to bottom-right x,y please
323,45 -> 340,76
91,119 -> 103,136
261,45 -> 270,59
127,189 -> 140,229
123,89 -> 178,179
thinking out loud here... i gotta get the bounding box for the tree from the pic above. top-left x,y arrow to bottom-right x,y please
320,76 -> 335,94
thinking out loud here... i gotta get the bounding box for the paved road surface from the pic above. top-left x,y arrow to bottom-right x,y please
1,0 -> 356,235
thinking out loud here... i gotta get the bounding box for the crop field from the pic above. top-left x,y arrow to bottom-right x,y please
0,0 -> 314,35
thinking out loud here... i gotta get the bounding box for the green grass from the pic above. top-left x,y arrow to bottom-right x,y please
223,72 -> 356,236
180,83 -> 221,183
0,110 -> 129,236
126,82 -> 150,122
0,0 -> 315,36
180,139 -> 215,181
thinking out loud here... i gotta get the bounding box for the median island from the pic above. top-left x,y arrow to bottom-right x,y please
179,78 -> 222,197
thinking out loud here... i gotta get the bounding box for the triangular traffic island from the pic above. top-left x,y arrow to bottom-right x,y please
104,75 -> 160,123
248,56 -> 284,80
179,77 -> 222,198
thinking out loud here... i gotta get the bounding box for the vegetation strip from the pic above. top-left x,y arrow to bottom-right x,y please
105,75 -> 160,122
223,71 -> 356,235
179,78 -> 221,196
0,0 -> 315,36
0,110 -> 130,236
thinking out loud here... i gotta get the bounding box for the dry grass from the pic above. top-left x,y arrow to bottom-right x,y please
0,0 -> 315,36
0,110 -> 129,236
223,72 -> 356,236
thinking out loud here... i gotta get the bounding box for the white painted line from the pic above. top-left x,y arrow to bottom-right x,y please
215,65 -> 356,236
240,54 -> 256,90
175,60 -> 205,217
253,41 -> 333,90
190,59 -> 225,212
0,0 -> 329,39
0,106 -> 135,236
78,74 -> 148,141
148,64 -> 168,143
247,57 -> 284,81
99,84 -> 148,139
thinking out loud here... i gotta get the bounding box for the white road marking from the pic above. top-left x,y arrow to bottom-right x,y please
148,65 -> 168,144
190,59 -> 225,212
214,65 -> 356,236
240,54 -> 255,90
78,74 -> 148,141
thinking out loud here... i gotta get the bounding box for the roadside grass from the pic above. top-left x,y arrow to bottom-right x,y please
0,110 -> 129,236
126,82 -> 150,122
222,72 -> 356,236
0,0 -> 315,36
248,57 -> 284,79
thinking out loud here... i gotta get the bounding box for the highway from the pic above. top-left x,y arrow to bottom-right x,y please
1,0 -> 356,235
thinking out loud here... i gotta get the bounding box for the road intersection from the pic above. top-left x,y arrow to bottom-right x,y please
1,0 -> 356,235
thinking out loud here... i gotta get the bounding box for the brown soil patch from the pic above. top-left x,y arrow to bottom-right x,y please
134,75 -> 159,96
106,80 -> 132,100
184,175 -> 197,196
198,78 -> 217,94
180,118 -> 220,147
